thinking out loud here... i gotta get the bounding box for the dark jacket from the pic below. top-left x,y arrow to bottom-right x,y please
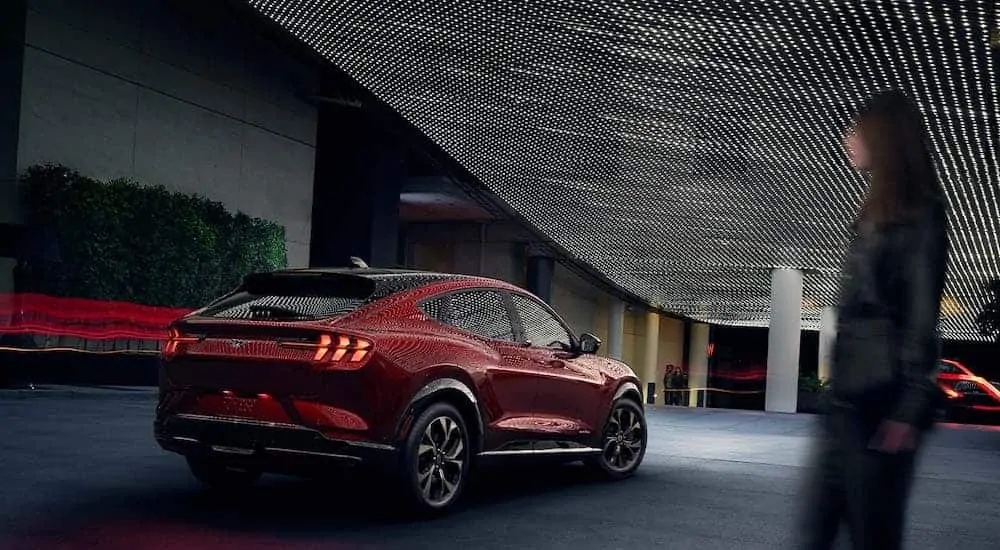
830,200 -> 949,427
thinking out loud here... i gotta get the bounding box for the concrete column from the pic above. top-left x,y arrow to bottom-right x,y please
526,255 -> 554,304
765,268 -> 804,413
642,311 -> 660,404
818,306 -> 837,382
607,300 -> 625,360
687,322 -> 710,407
309,80 -> 403,269
0,0 -> 26,295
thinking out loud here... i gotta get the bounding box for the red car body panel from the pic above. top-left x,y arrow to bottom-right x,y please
155,269 -> 641,468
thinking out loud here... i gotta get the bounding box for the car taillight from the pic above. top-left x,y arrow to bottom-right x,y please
277,334 -> 373,369
162,328 -> 200,359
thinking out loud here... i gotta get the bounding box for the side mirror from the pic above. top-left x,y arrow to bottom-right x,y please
578,332 -> 601,354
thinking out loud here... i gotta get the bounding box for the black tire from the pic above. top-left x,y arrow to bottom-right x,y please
585,398 -> 647,480
186,455 -> 261,491
398,402 -> 472,515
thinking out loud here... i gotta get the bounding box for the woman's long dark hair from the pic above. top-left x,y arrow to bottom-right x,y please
851,90 -> 945,225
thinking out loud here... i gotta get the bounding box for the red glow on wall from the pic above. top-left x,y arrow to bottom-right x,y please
0,293 -> 192,342
711,365 -> 768,382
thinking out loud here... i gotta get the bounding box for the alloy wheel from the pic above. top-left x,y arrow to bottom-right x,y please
601,404 -> 644,472
415,415 -> 467,507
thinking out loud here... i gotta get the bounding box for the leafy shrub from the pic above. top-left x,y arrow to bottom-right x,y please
798,373 -> 830,393
19,164 -> 287,308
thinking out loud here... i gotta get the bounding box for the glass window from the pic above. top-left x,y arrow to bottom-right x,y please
511,293 -> 572,349
198,272 -> 376,321
422,290 -> 516,342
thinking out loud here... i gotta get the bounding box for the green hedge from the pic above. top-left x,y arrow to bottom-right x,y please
19,164 -> 287,308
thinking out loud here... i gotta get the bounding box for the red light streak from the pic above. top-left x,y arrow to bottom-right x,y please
1,295 -> 997,417
0,293 -> 191,342
0,346 -> 159,355
663,387 -> 765,395
709,366 -> 769,382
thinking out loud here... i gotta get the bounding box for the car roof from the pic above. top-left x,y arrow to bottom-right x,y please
273,267 -> 513,298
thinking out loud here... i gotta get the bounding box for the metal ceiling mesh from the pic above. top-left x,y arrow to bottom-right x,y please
247,0 -> 999,340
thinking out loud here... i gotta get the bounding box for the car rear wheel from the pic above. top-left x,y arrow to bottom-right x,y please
186,455 -> 261,491
399,402 -> 471,514
586,398 -> 647,479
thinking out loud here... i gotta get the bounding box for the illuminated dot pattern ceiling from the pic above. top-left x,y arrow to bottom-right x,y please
248,0 -> 999,340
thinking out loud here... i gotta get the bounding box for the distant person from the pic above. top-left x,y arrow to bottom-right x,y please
662,366 -> 675,405
669,365 -> 685,406
797,90 -> 949,550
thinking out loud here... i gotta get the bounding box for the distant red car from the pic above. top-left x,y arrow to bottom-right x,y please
937,359 -> 1000,414
154,266 -> 646,514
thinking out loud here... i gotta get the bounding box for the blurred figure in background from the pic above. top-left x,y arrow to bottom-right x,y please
662,365 -> 675,405
797,90 -> 949,549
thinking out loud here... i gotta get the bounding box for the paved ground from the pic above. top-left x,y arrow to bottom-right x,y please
0,391 -> 998,549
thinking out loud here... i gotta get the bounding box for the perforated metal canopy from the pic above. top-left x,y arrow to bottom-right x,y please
247,0 -> 999,340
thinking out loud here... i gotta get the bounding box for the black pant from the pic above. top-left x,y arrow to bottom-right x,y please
798,404 -> 921,550
668,390 -> 685,406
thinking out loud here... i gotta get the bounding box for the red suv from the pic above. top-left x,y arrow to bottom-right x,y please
155,267 -> 647,514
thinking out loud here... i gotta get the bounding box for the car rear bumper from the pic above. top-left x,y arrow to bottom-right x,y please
155,414 -> 398,475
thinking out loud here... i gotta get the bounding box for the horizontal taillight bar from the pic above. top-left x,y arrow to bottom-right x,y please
162,327 -> 201,359
276,334 -> 373,368
160,329 -> 373,368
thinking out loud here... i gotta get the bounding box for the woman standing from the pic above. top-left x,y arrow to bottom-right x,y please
798,90 -> 950,549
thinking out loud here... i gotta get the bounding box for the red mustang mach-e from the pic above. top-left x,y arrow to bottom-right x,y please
154,266 -> 647,514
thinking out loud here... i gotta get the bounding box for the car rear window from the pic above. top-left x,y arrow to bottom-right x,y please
197,272 -> 377,321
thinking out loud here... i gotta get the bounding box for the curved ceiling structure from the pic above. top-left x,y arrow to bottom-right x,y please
248,0 -> 999,340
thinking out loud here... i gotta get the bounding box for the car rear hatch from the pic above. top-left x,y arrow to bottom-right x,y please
158,271 -> 382,433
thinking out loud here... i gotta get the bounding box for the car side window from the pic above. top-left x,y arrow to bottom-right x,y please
422,290 -> 516,342
510,293 -> 572,350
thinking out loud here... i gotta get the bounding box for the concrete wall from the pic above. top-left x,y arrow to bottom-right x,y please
657,316 -> 685,383
16,0 -> 318,266
549,262 -> 600,338
0,0 -> 27,296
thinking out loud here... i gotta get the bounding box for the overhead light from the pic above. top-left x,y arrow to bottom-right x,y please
940,296 -> 964,318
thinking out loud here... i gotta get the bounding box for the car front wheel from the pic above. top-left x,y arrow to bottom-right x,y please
586,398 -> 647,479
399,402 -> 472,514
